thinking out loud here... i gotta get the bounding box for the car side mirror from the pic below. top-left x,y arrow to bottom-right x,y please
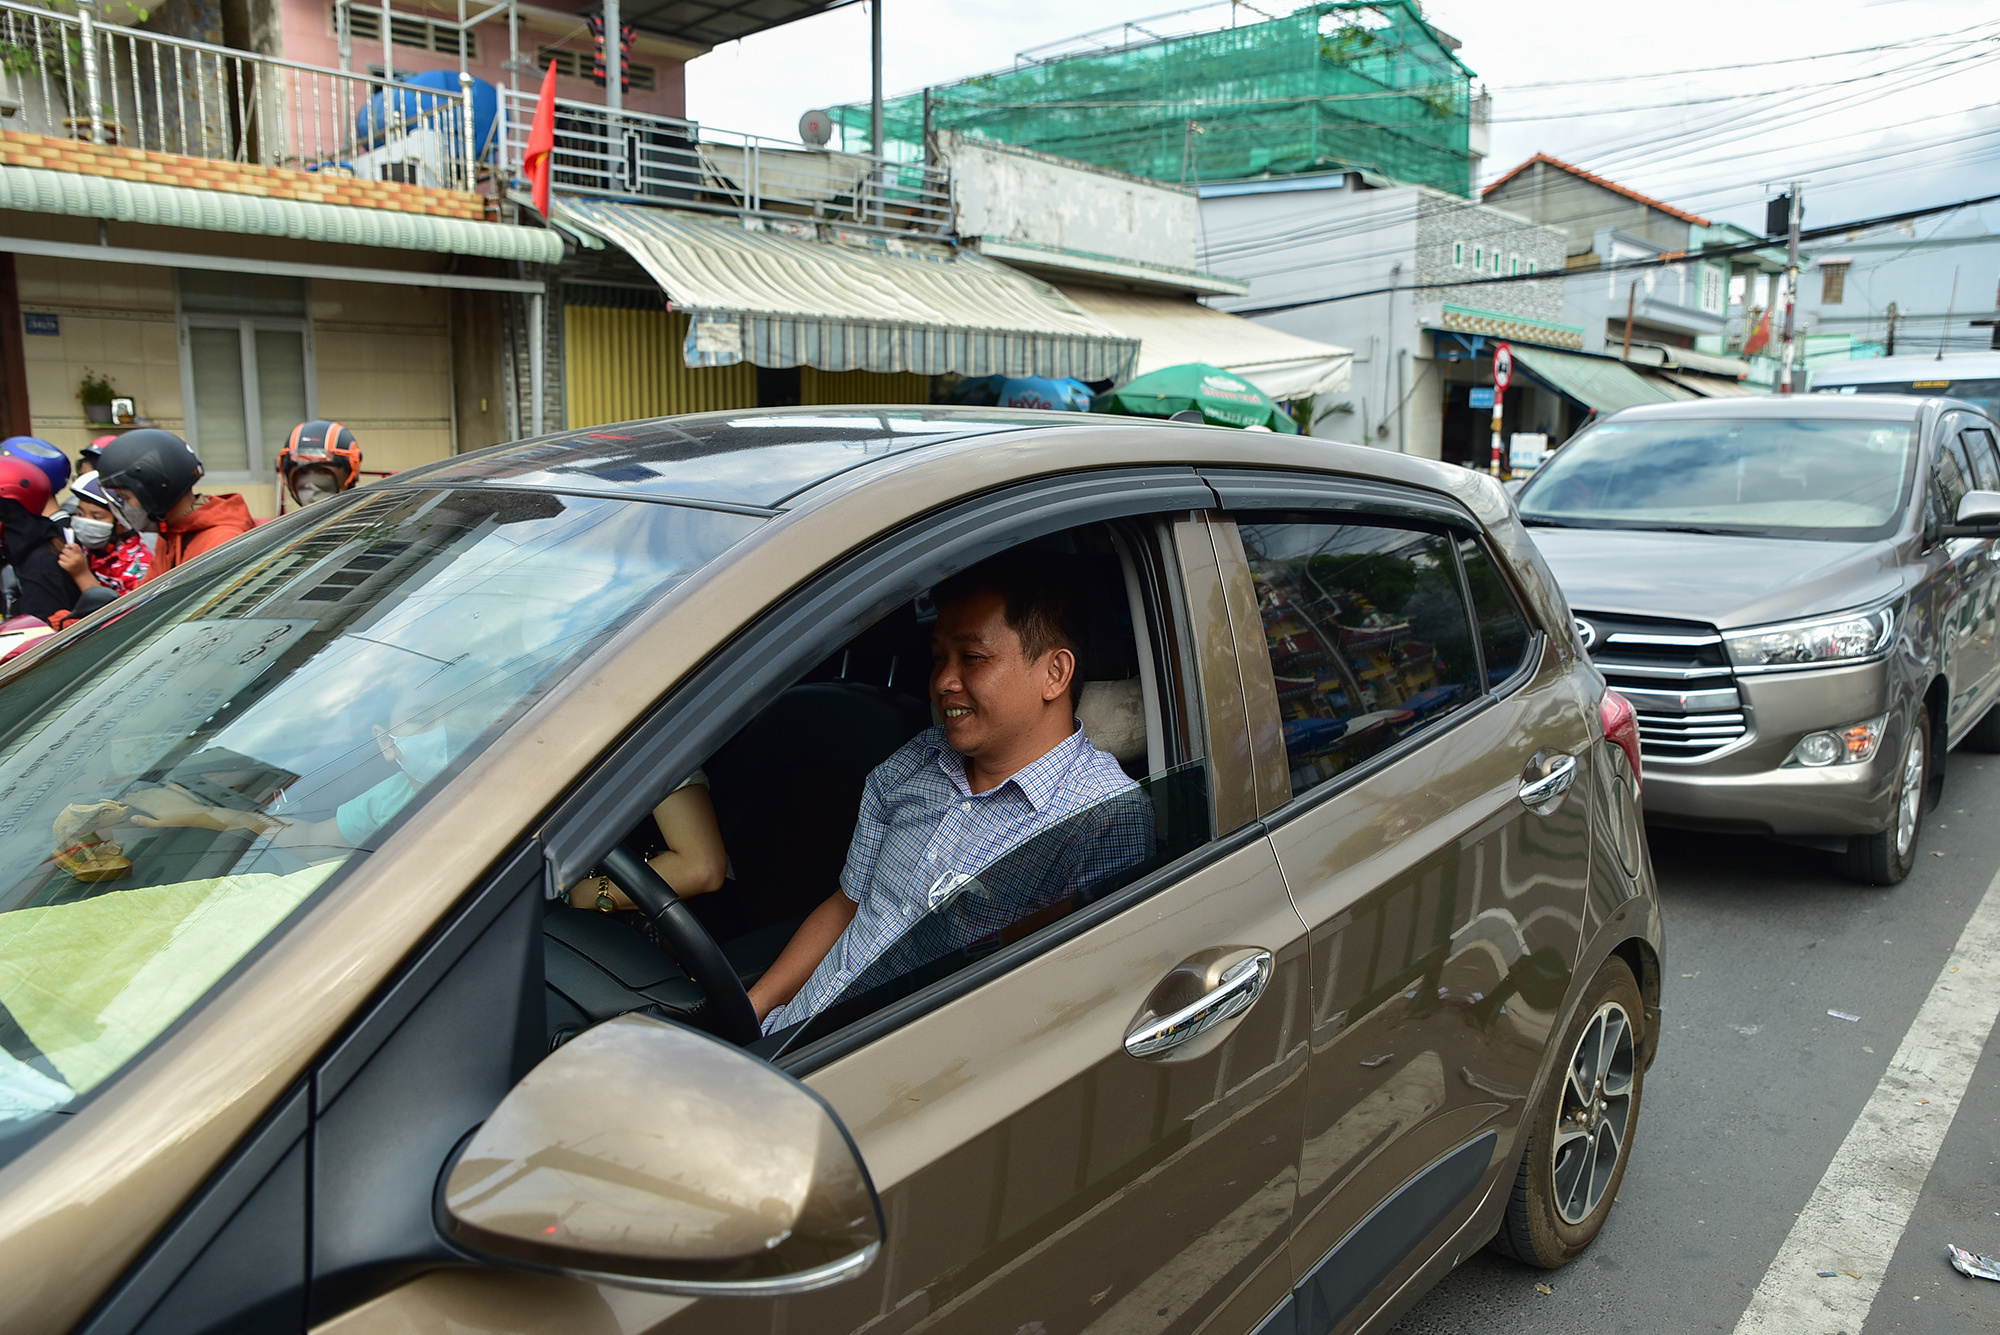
439,1013 -> 883,1296
1942,490 -> 2000,539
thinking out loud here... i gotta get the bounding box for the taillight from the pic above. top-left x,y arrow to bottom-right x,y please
1600,688 -> 1642,789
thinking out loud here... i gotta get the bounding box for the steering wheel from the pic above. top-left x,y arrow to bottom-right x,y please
598,844 -> 762,1045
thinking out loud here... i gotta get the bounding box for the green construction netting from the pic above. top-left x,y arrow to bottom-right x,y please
832,1 -> 1474,198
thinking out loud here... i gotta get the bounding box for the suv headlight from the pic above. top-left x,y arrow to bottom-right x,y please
1723,603 -> 1896,670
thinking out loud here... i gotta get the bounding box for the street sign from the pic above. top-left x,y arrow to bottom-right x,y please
1492,341 -> 1513,391
1469,387 -> 1495,410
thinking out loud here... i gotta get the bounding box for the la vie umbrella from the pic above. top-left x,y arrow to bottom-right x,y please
1091,363 -> 1299,433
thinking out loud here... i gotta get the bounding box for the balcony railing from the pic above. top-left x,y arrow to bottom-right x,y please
497,90 -> 952,236
0,0 -> 482,191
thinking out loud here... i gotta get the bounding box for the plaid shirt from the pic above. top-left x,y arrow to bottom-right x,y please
762,723 -> 1153,1034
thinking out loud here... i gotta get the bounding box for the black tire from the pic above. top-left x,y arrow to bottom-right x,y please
1964,702 -> 2000,753
1840,703 -> 1929,886
1490,956 -> 1644,1269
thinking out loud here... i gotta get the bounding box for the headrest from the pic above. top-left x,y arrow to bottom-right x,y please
1077,678 -> 1146,766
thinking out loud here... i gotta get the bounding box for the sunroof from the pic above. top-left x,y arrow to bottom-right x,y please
397,408 -> 1084,509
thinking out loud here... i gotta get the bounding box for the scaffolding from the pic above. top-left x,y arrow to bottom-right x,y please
831,1 -> 1475,197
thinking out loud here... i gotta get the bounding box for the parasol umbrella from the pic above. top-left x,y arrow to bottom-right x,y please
1091,362 -> 1299,432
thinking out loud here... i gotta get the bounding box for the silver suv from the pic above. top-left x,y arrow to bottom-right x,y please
1515,393 -> 2000,883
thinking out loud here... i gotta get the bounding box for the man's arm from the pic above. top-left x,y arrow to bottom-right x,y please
747,889 -> 857,1021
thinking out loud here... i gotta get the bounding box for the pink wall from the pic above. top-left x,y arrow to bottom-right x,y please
277,0 -> 687,120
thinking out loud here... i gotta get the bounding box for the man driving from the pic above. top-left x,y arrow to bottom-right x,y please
751,555 -> 1153,1033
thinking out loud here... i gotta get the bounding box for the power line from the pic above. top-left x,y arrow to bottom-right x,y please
1224,189 -> 2000,317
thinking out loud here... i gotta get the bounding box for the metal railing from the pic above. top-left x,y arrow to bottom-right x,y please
0,0 -> 482,191
498,90 -> 952,235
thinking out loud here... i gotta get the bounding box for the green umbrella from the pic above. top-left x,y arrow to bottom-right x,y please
1091,362 -> 1300,433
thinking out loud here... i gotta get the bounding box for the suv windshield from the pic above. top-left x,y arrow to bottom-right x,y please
1517,417 -> 1918,541
0,487 -> 757,1150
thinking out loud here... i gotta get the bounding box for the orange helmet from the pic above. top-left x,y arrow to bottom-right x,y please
279,420 -> 361,496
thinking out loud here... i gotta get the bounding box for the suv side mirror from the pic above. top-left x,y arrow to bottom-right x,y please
439,1013 -> 883,1296
1942,490 -> 2000,539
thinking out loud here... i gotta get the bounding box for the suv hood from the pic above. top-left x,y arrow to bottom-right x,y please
1526,526 -> 1906,630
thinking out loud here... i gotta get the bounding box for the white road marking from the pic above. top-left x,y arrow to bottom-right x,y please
1733,864 -> 2000,1334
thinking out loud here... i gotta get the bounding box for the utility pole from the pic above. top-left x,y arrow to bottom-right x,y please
1622,282 -> 1635,361
870,0 -> 884,157
1886,301 -> 1898,357
1776,183 -> 1802,395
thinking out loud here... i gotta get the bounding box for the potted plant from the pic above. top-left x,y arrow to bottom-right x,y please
78,369 -> 115,424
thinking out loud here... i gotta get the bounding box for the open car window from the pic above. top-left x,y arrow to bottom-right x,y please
772,761 -> 1211,1054
0,489 -> 758,1159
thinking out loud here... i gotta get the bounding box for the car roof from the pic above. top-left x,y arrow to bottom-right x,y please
385,406 -> 1118,511
1601,393 -> 1932,424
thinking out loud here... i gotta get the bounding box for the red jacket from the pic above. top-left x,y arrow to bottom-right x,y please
144,493 -> 255,582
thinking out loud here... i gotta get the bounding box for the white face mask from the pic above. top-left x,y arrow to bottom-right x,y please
70,515 -> 115,549
293,470 -> 343,506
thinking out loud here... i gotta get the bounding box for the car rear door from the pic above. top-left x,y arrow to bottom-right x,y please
1203,472 -> 1593,1333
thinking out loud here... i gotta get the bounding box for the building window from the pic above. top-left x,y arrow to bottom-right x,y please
1821,263 -> 1848,305
1509,255 -> 1519,275
1473,246 -> 1483,270
1493,250 -> 1503,274
1453,241 -> 1464,267
178,272 -> 314,479
1526,260 -> 1538,274
537,47 -> 656,91
341,8 -> 478,58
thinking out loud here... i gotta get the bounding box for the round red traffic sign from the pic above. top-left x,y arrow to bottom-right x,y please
1493,341 -> 1513,391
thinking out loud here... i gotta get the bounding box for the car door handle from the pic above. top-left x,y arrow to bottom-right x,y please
1124,951 -> 1273,1058
1519,753 -> 1579,809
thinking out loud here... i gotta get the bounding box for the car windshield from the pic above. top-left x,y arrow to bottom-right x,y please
1516,417 -> 1918,541
0,487 -> 758,1151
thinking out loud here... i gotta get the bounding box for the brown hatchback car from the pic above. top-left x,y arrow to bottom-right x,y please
0,410 -> 1662,1335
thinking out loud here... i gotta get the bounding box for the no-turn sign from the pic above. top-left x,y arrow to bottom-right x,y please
1493,341 -> 1513,392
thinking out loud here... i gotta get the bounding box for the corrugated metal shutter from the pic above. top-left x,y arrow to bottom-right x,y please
563,306 -> 756,427
802,368 -> 932,405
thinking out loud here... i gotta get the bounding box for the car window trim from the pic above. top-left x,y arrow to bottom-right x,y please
539,467 -> 1220,895
775,820 -> 1270,1078
1197,467 -> 1481,530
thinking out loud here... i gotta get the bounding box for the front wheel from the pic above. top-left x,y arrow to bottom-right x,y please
1490,956 -> 1644,1268
1840,703 -> 1929,886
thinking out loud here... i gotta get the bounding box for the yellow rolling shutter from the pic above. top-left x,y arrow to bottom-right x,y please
563,306 -> 757,427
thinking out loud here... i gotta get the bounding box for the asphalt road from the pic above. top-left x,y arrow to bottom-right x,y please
1392,746 -> 2000,1335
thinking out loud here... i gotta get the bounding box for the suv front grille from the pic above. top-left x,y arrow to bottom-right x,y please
1573,612 -> 1746,762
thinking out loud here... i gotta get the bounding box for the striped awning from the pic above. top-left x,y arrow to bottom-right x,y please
554,198 -> 1138,381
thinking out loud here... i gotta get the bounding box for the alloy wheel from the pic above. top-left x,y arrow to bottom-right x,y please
1551,1000 -> 1636,1225
1895,720 -> 1926,861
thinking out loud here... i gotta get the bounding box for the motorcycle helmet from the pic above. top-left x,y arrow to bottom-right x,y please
0,456 -> 52,516
1,436 -> 69,495
279,420 -> 361,499
79,434 -> 118,470
96,429 -> 203,522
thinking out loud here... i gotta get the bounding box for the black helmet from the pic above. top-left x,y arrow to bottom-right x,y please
96,429 -> 203,521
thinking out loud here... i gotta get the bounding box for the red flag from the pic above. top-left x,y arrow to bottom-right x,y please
524,59 -> 558,218
1743,306 -> 1772,356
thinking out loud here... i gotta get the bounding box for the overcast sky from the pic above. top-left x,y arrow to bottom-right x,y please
682,0 -> 2000,238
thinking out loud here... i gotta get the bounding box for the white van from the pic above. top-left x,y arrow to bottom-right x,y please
1811,352 -> 2000,421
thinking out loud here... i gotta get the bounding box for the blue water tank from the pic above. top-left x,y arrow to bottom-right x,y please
357,71 -> 498,157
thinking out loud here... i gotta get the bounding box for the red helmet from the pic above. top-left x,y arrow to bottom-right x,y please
0,456 -> 51,515
279,420 -> 361,493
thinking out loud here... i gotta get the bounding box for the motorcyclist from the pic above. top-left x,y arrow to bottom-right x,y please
57,474 -> 150,598
0,457 -> 77,620
279,420 -> 362,510
95,429 -> 253,584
